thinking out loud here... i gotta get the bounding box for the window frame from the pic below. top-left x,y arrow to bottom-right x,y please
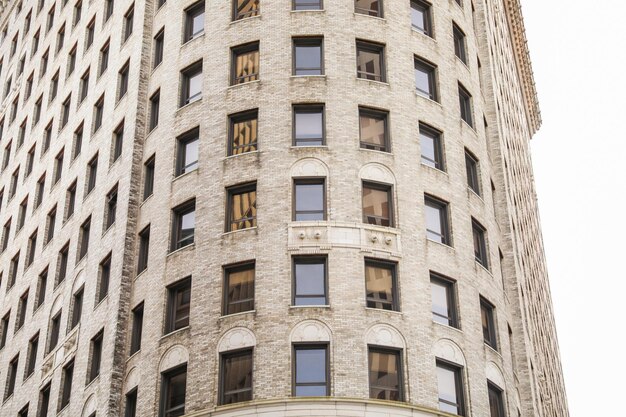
159,364 -> 187,417
230,41 -> 260,85
165,277 -> 192,334
419,122 -> 444,170
368,345 -> 403,401
226,182 -> 257,232
223,262 -> 255,316
356,40 -> 386,82
355,0 -> 383,17
219,348 -> 253,405
424,194 -> 451,245
465,148 -> 481,195
292,103 -> 325,146
175,128 -> 199,176
183,1 -> 205,42
362,181 -> 394,227
292,343 -> 330,396
292,0 -> 323,10
364,258 -> 399,311
293,178 -> 326,221
292,256 -> 328,306
436,359 -> 466,415
458,83 -> 474,127
411,0 -> 433,37
453,22 -> 467,64
480,297 -> 498,350
358,106 -> 390,152
430,272 -> 458,328
292,37 -> 324,76
487,381 -> 506,417
170,199 -> 196,251
414,56 -> 438,101
228,109 -> 258,156
232,0 -> 260,21
180,60 -> 202,106
472,218 -> 489,269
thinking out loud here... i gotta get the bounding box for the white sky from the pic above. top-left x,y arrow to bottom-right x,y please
524,1 -> 626,415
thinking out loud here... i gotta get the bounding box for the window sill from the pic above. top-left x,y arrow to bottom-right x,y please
290,145 -> 328,150
290,74 -> 326,80
102,222 -> 115,238
126,350 -> 141,363
221,226 -> 257,238
359,147 -> 393,156
176,97 -> 203,114
227,79 -> 261,90
426,238 -> 455,251
229,14 -> 262,26
467,187 -> 483,201
139,194 -> 153,208
420,162 -> 447,175
167,243 -> 196,258
181,32 -> 205,48
411,27 -> 435,41
355,77 -> 389,87
290,9 -> 325,14
135,266 -> 148,280
433,320 -> 463,334
415,91 -> 442,107
364,307 -> 402,316
456,56 -> 470,71
484,343 -> 502,358
460,119 -> 477,133
94,295 -> 108,311
289,305 -> 330,310
222,150 -> 260,161
353,12 -> 386,22
219,310 -> 256,320
85,374 -> 100,389
160,326 -> 190,342
172,168 -> 199,182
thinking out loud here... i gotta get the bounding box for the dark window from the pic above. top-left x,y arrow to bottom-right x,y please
18,198 -> 28,230
171,200 -> 195,251
9,252 -> 20,288
27,230 -> 37,267
436,360 -> 465,415
104,0 -> 114,22
54,148 -> 64,183
220,349 -> 253,404
160,365 -> 186,417
424,195 -> 450,245
458,84 -> 473,127
355,0 -> 382,17
26,332 -> 39,378
143,155 -> 155,200
414,57 -> 437,100
488,381 -> 506,417
231,42 -> 259,85
123,4 -> 134,42
78,216 -> 91,260
365,259 -> 398,311
118,61 -> 130,100
293,0 -> 322,10
87,330 -> 103,382
65,181 -> 77,219
480,297 -> 497,350
294,179 -> 325,221
180,61 -> 202,106
359,107 -> 389,151
293,104 -> 324,146
105,185 -> 118,229
472,218 -> 489,269
137,225 -> 150,273
18,404 -> 29,417
96,254 -> 111,303
9,168 -> 19,199
125,388 -> 137,417
0,313 -> 9,349
79,69 -> 89,102
368,347 -> 402,401
165,277 -> 191,333
227,183 -> 257,231
356,40 -> 385,82
49,71 -> 59,102
293,257 -> 327,305
87,153 -> 98,193
149,90 -> 160,130
85,18 -> 95,49
69,288 -> 83,330
233,0 -> 260,21
67,45 -> 77,76
72,124 -> 83,160
99,41 -> 110,76
93,95 -> 105,132
362,182 -> 393,227
465,149 -> 480,194
419,123 -> 444,170
73,1 -> 82,26
293,37 -> 323,75
453,23 -> 467,64
16,290 -> 29,330
34,175 -> 45,209
431,273 -> 458,327
61,95 -> 71,128
56,243 -> 69,285
37,383 -> 51,417
35,269 -> 47,310
112,122 -> 124,162
224,263 -> 255,315
46,7 -> 55,31
229,110 -> 258,156
184,2 -> 204,41
46,311 -> 61,353
129,303 -> 143,355
411,0 -> 432,36
1,220 -> 10,252
42,122 -> 52,154
294,344 -> 329,396
56,24 -> 65,53
153,29 -> 164,68
4,354 -> 19,399
59,359 -> 74,411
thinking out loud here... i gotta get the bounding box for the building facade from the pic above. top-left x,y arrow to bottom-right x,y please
0,0 -> 569,417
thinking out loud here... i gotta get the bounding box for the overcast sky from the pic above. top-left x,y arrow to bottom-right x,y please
523,1 -> 626,416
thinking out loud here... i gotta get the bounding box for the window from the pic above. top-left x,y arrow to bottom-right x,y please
436,360 -> 465,415
229,110 -> 258,155
453,23 -> 467,64
49,71 -> 59,102
137,225 -> 150,273
220,349 -> 253,404
25,72 -> 34,99
9,252 -> 20,287
4,355 -> 19,400
99,41 -> 110,76
96,254 -> 111,303
129,303 -> 143,355
184,2 -> 204,42
368,347 -> 402,400
34,174 -> 45,209
87,330 -> 103,382
465,149 -> 480,194
46,6 -> 55,32
125,389 -> 138,417
25,332 -> 39,377
293,104 -> 324,146
118,61 -> 130,100
32,30 -> 40,55
431,273 -> 458,327
153,29 -> 164,68
78,216 -> 91,260
73,1 -> 82,26
356,40 -> 385,81
2,142 -> 11,170
25,10 -> 32,33
0,313 -> 10,349
458,84 -> 473,127
362,182 -> 393,227
93,95 -> 104,132
35,269 -> 47,310
1,220 -> 10,252
223,263 -> 255,315
26,230 -> 37,267
46,311 -> 61,353
233,0 -> 260,21
424,195 -> 450,245
359,107 -> 389,151
38,383 -> 51,417
293,179 -> 325,220
86,153 -> 98,193
10,96 -> 19,122
59,359 -> 74,411
56,243 -> 70,285
365,259 -> 398,311
112,122 -> 124,162
18,119 -> 27,147
56,24 -> 65,54
18,198 -> 28,230
69,287 -> 83,330
175,128 -> 199,176
294,344 -> 329,396
411,0 -> 432,36
72,124 -> 83,160
227,183 -> 257,231
61,95 -> 71,128
293,37 -> 323,75
231,42 -> 259,85
472,218 -> 489,268
293,257 -> 327,306
45,207 -> 56,244
414,57 -> 437,100
10,34 -> 18,57
67,45 -> 77,76
40,50 -> 49,77
160,365 -> 186,417
104,0 -> 114,22
105,185 -> 118,229
79,69 -> 89,103
419,123 -> 444,170
293,0 -> 322,10
143,155 -> 155,200
355,0 -> 382,17
16,290 -> 29,330
9,168 -> 19,199
33,96 -> 42,124
123,4 -> 134,42
18,404 -> 29,417
180,61 -> 202,106
488,381 -> 506,417
165,277 -> 191,333
480,297 -> 497,350
65,181 -> 77,219
85,17 -> 95,49
149,90 -> 160,130
54,148 -> 64,183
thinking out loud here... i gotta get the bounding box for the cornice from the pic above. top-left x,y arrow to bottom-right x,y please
503,0 -> 542,136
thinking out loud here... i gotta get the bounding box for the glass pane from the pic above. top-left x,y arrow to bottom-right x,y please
188,72 -> 202,101
228,268 -> 254,314
192,11 -> 204,36
369,350 -> 399,393
363,186 -> 389,226
236,0 -> 260,19
355,0 -> 380,16
167,371 -> 187,410
235,50 -> 259,83
295,183 -> 324,220
365,264 -> 393,310
360,114 -> 385,147
223,352 -> 253,403
294,0 -> 322,10
295,262 -> 325,303
295,385 -> 327,396
296,348 -> 326,383
230,190 -> 257,230
411,4 -> 426,32
184,139 -> 198,172
295,110 -> 323,145
420,131 -> 436,167
415,66 -> 431,97
425,203 -> 443,242
295,44 -> 321,75
232,117 -> 258,154
431,281 -> 449,325
437,366 -> 458,406
357,49 -> 381,80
